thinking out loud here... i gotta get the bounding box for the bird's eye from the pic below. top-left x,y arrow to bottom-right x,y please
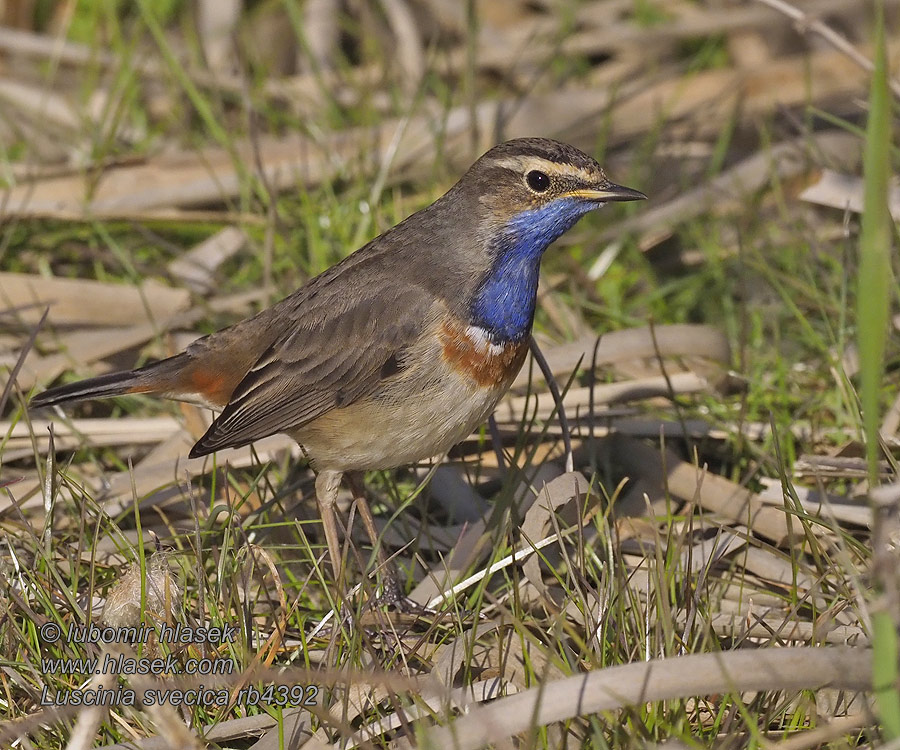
526,170 -> 550,192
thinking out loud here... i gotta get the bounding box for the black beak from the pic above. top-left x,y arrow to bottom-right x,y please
594,182 -> 647,202
564,183 -> 647,202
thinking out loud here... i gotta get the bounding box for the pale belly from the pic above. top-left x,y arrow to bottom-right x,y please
289,312 -> 530,472
291,373 -> 510,471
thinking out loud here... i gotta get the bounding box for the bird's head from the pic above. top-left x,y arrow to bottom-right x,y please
464,137 -> 645,249
440,138 -> 645,342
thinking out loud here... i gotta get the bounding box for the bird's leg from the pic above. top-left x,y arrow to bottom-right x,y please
345,472 -> 389,573
314,469 -> 346,594
345,472 -> 405,605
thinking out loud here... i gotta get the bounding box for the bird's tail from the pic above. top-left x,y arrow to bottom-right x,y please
29,356 -> 189,409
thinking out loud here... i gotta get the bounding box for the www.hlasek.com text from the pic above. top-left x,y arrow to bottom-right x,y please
42,652 -> 236,678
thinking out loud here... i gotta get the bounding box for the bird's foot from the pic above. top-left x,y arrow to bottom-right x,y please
361,569 -> 437,621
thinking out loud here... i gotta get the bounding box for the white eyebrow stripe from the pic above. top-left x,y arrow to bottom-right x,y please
490,155 -> 596,180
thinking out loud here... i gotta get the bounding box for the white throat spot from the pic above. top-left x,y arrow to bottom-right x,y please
465,324 -> 506,355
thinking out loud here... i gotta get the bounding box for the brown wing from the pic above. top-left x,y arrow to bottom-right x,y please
188,278 -> 434,457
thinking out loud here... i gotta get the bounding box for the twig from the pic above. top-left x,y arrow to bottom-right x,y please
754,0 -> 900,100
529,337 -> 573,473
0,307 -> 46,415
422,646 -> 872,750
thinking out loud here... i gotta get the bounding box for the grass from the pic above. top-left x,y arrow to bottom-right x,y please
0,1 -> 897,748
857,2 -> 899,739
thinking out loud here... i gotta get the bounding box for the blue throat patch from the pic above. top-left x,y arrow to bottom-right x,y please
470,198 -> 596,342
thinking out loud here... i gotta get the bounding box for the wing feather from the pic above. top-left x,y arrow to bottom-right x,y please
189,280 -> 433,457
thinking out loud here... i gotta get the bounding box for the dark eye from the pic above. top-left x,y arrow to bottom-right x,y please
526,170 -> 550,192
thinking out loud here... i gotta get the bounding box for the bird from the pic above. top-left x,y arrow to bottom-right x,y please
30,137 -> 645,594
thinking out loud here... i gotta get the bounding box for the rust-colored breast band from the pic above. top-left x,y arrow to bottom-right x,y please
439,317 -> 528,387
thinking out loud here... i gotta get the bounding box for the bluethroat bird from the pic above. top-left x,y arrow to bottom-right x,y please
30,138 -> 645,592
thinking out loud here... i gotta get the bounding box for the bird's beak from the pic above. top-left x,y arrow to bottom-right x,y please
565,183 -> 647,203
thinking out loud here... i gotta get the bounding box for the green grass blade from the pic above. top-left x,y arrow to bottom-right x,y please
858,13 -> 893,479
857,1 -> 899,739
